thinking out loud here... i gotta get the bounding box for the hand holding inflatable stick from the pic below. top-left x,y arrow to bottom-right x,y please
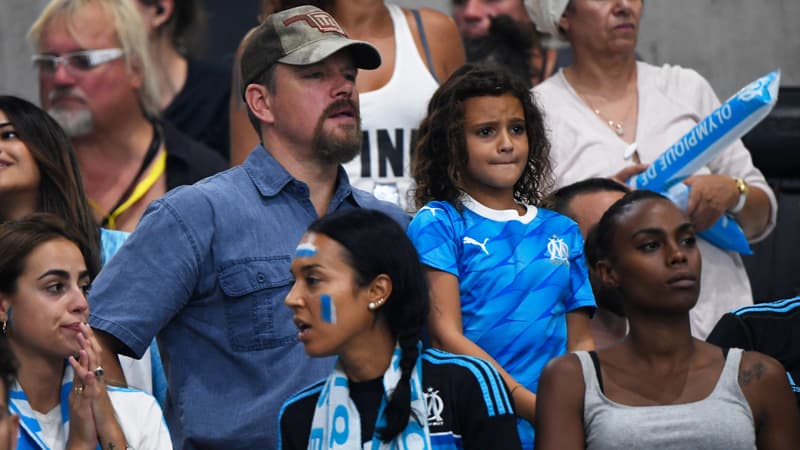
630,70 -> 780,254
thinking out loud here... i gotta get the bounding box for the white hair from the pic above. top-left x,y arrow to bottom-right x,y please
29,0 -> 162,119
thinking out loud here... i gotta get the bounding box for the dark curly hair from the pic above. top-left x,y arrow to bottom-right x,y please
412,63 -> 553,210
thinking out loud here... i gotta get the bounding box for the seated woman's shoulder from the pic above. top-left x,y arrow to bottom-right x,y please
413,7 -> 458,29
541,352 -> 583,379
738,350 -> 787,387
404,6 -> 465,79
648,62 -> 712,93
531,73 -> 564,98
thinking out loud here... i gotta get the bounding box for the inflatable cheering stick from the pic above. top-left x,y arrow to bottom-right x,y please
630,70 -> 780,254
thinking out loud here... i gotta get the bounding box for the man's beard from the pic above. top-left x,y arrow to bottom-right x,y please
311,99 -> 362,165
47,107 -> 94,137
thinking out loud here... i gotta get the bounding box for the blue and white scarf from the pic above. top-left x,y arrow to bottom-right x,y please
9,365 -> 81,450
309,344 -> 432,450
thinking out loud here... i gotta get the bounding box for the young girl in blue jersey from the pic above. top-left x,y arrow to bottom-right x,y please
407,63 -> 596,449
280,209 -> 521,449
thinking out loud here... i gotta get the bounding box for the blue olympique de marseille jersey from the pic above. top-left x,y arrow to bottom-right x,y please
408,195 -> 596,394
408,196 -> 596,447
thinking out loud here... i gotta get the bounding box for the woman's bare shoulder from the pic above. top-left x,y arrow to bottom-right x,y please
403,6 -> 465,80
738,350 -> 786,388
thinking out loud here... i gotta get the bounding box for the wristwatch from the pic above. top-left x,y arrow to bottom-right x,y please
729,178 -> 749,214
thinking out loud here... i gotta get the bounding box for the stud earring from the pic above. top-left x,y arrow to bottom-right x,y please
368,298 -> 384,311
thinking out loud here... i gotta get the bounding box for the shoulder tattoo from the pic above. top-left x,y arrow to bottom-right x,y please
739,360 -> 766,386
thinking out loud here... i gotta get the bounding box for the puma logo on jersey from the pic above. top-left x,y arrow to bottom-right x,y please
420,205 -> 443,217
463,236 -> 489,255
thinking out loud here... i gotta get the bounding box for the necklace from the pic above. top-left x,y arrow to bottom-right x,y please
575,91 -> 627,137
569,78 -> 637,138
591,108 -> 625,136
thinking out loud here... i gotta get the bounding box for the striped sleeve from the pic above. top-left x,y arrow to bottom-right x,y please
422,348 -> 513,416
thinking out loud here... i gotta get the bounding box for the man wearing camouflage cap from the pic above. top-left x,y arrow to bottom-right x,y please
88,6 -> 409,448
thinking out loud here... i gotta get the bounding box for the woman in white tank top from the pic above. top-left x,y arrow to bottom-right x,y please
535,191 -> 800,450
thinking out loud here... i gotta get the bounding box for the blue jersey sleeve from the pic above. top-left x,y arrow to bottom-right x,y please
407,202 -> 461,277
565,225 -> 597,315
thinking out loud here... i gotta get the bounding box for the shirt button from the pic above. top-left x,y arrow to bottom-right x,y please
257,273 -> 265,283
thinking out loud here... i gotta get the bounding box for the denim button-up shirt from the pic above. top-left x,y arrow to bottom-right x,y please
89,146 -> 409,450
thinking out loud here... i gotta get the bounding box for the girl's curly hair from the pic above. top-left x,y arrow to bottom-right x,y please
411,63 -> 553,210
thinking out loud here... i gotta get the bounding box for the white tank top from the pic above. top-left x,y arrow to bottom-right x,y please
344,2 -> 439,211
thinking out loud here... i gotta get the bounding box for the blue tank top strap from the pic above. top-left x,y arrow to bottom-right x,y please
411,8 -> 439,83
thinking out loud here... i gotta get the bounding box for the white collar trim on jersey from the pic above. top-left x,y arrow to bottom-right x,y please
462,194 -> 538,224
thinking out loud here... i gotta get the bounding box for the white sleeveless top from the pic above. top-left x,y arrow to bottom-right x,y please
344,2 -> 439,211
577,349 -> 756,450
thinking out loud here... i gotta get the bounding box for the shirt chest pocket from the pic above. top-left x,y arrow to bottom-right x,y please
218,258 -> 296,351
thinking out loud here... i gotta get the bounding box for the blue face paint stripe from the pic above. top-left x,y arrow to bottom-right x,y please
321,294 -> 336,324
295,241 -> 317,258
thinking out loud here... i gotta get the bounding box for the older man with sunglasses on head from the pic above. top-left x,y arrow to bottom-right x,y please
28,0 -> 226,234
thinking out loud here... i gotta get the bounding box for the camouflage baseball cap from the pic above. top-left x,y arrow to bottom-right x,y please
240,5 -> 381,98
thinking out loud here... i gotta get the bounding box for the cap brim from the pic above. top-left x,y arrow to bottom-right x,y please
278,38 -> 381,70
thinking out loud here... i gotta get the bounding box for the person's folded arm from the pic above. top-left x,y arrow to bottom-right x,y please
426,268 -> 537,424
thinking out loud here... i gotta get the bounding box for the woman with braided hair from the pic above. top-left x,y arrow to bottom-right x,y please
280,208 -> 520,449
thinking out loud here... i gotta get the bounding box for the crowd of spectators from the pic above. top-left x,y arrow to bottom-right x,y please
0,0 -> 797,448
